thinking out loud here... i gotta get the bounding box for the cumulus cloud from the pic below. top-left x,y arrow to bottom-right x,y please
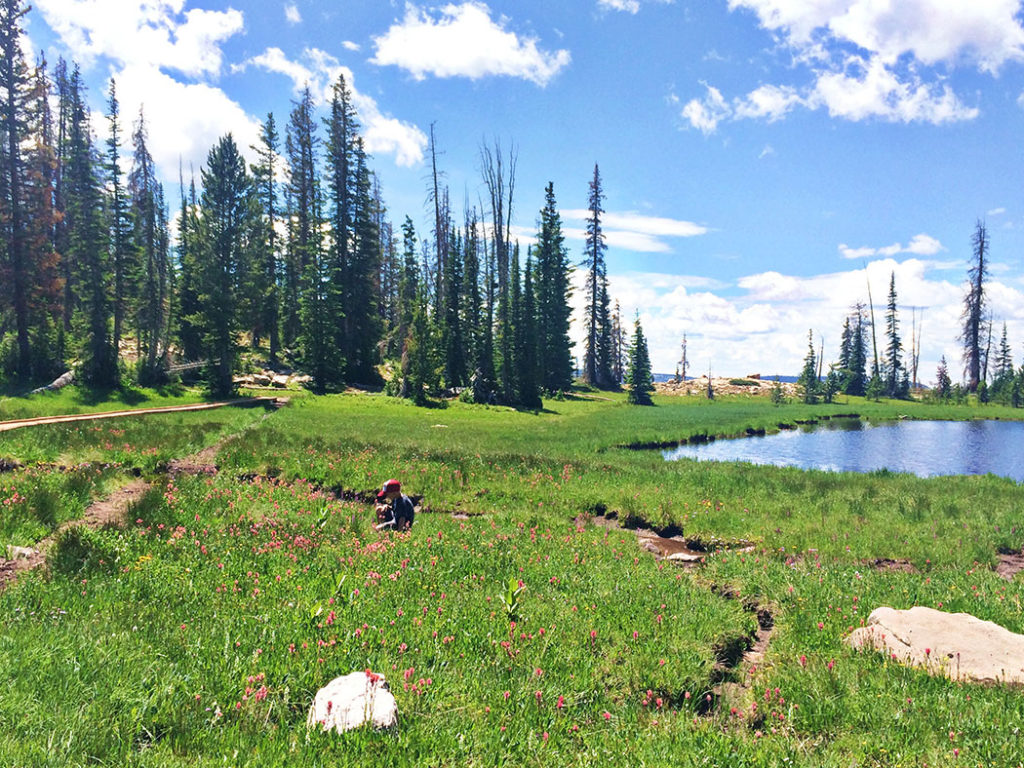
564,247 -> 1024,380
34,0 -> 243,78
370,2 -> 570,86
598,0 -> 640,12
342,40 -> 360,52
236,47 -> 428,167
682,0 -> 1016,131
113,65 -> 262,178
838,234 -> 944,260
284,3 -> 301,24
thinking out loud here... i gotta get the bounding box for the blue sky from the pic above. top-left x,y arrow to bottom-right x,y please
20,0 -> 1024,378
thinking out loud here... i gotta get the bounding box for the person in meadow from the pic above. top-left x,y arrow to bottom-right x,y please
374,479 -> 415,531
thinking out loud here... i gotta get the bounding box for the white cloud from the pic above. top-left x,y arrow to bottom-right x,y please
113,65 -> 262,180
342,40 -> 361,52
284,3 -> 301,25
370,2 -> 570,86
685,0 -> 1014,131
681,83 -> 730,135
758,144 -> 775,159
838,233 -> 944,260
557,209 -> 709,253
988,207 -> 1007,216
598,0 -> 640,12
237,47 -> 428,167
730,0 -> 1024,73
35,0 -> 243,78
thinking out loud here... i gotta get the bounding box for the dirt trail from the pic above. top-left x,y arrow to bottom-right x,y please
0,478 -> 151,591
0,399 -> 286,591
0,397 -> 284,433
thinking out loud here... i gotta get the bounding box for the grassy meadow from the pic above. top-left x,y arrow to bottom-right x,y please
2,389 -> 1024,766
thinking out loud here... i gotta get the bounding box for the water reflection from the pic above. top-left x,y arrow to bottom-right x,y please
662,419 -> 1024,482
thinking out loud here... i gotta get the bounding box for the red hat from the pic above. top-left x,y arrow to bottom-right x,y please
377,479 -> 401,499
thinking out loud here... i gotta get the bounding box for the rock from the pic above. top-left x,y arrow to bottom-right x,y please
307,671 -> 398,733
846,606 -> 1024,685
6,545 -> 38,560
271,374 -> 290,388
253,373 -> 272,387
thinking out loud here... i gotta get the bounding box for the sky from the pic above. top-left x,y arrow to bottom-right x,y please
19,0 -> 1024,379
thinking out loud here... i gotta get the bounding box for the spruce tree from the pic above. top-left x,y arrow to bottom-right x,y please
283,87 -> 319,350
442,227 -> 465,388
66,68 -> 116,388
534,182 -> 573,392
105,79 -> 134,360
517,254 -> 541,408
961,220 -> 988,392
797,330 -> 819,404
582,164 -> 613,388
130,109 -> 168,384
883,271 -> 905,398
626,314 -> 654,405
0,0 -> 33,377
249,113 -> 281,365
935,355 -> 952,400
196,135 -> 248,397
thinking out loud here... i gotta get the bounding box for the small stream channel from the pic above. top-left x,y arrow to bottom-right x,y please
662,419 -> 1024,482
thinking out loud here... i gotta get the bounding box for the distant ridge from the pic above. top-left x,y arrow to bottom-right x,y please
652,374 -> 800,383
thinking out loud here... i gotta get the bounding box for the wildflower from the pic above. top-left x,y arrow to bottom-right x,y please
602,711 -> 611,720
556,696 -> 565,709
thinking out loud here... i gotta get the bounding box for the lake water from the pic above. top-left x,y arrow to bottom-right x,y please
662,419 -> 1024,482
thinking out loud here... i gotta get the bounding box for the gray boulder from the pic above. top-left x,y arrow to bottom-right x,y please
847,606 -> 1024,685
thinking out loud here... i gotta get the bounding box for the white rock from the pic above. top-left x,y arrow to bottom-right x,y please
307,671 -> 398,733
847,606 -> 1024,685
6,545 -> 37,560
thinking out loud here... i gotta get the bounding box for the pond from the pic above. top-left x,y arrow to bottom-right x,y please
662,419 -> 1024,482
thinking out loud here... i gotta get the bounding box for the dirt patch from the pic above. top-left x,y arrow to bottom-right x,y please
0,478 -> 150,593
870,558 -> 918,573
81,478 -> 150,528
996,549 -> 1024,580
167,444 -> 220,477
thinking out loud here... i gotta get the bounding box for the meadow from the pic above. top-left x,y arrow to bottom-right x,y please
2,389 -> 1024,766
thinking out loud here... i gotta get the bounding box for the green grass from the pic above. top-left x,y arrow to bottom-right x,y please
0,384 -> 215,421
1,391 -> 1023,766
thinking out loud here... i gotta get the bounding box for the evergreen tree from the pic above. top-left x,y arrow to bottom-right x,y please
249,113 -> 281,365
961,220 -> 988,392
533,182 -> 573,392
611,300 -> 627,386
991,322 -> 1014,402
480,141 -> 516,401
843,303 -> 868,396
883,271 -> 905,398
582,164 -> 613,388
797,330 -> 819,404
441,227 -> 465,388
129,109 -> 168,384
283,87 -> 319,350
346,140 -> 382,383
517,254 -> 541,408
934,355 -> 951,400
626,314 -> 654,405
65,68 -> 116,388
196,134 -> 248,397
176,172 -> 203,361
105,79 -> 134,361
0,0 -> 33,377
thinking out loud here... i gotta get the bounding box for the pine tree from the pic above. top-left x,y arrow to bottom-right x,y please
196,134 -> 248,397
130,109 -> 168,384
441,227 -> 465,388
176,172 -> 203,362
626,314 -> 654,405
65,68 -> 116,388
582,164 -> 613,388
991,322 -> 1014,402
249,113 -> 281,365
883,271 -> 905,398
480,141 -> 516,401
517,253 -> 541,408
935,355 -> 952,400
0,0 -> 33,377
533,182 -> 573,392
283,87 -> 320,350
797,330 -> 818,404
347,140 -> 382,383
842,303 -> 868,396
961,220 -> 988,393
105,79 -> 134,361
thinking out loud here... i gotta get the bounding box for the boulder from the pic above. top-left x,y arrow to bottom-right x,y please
253,373 -> 272,387
846,606 -> 1024,685
271,374 -> 290,389
307,671 -> 398,733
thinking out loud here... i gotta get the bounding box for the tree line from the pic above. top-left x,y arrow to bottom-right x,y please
1,1 -> 651,406
798,220 -> 1024,406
